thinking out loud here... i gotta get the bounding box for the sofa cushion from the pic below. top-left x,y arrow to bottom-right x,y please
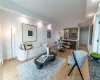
28,47 -> 46,59
41,42 -> 48,47
35,43 -> 42,48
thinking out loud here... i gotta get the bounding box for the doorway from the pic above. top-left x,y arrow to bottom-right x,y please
79,27 -> 89,46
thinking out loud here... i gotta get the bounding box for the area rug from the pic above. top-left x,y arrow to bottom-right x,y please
88,56 -> 100,80
17,57 -> 65,80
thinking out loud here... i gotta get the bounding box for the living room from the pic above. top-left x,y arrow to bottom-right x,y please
0,0 -> 100,80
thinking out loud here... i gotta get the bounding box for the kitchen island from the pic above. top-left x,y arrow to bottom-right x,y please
62,39 -> 78,49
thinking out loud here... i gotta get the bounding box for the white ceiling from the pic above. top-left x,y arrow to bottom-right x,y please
80,0 -> 100,26
86,0 -> 100,16
1,0 -> 100,26
7,0 -> 86,26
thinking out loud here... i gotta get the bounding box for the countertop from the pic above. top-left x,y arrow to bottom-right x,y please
62,39 -> 78,41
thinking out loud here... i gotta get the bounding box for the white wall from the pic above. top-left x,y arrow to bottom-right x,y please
97,11 -> 100,54
79,27 -> 89,45
93,16 -> 100,53
88,14 -> 100,54
0,0 -> 52,24
55,21 -> 81,41
0,9 -> 56,60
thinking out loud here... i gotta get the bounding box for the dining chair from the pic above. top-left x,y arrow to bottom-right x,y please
54,41 -> 64,52
68,50 -> 88,80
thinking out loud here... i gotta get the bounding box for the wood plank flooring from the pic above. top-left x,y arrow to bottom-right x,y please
0,64 -> 2,80
2,46 -> 89,80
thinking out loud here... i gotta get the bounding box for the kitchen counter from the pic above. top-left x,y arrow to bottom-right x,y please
66,39 -> 78,41
62,39 -> 78,41
62,39 -> 78,49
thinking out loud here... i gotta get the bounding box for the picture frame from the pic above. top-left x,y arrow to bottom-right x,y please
47,30 -> 51,38
22,23 -> 37,42
89,24 -> 93,45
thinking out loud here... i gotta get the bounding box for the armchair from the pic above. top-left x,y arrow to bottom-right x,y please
68,50 -> 88,80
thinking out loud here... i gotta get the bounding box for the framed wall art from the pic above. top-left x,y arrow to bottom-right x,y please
89,24 -> 93,45
47,30 -> 51,38
22,23 -> 37,42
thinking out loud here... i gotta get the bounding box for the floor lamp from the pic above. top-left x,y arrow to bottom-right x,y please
10,26 -> 16,61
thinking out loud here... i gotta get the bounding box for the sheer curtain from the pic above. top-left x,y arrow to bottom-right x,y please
0,24 -> 2,80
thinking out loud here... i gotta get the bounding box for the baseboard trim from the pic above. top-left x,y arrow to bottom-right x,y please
4,57 -> 17,62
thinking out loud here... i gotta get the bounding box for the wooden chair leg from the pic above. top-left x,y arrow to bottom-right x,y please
76,64 -> 84,80
68,64 -> 76,76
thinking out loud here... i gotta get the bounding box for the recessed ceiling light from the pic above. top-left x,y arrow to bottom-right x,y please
88,13 -> 95,17
92,0 -> 99,2
47,24 -> 52,30
98,3 -> 100,7
92,0 -> 95,2
19,17 -> 28,23
37,21 -> 43,28
92,0 -> 100,3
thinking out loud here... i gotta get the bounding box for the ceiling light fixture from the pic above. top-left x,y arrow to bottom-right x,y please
92,0 -> 98,2
37,21 -> 43,28
20,17 -> 28,23
47,24 -> 52,30
88,13 -> 95,17
92,0 -> 95,2
98,3 -> 100,7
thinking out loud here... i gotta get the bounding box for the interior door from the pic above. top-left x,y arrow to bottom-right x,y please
79,27 -> 89,46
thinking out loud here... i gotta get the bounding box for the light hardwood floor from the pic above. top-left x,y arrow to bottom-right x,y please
2,46 -> 89,80
0,65 -> 2,80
